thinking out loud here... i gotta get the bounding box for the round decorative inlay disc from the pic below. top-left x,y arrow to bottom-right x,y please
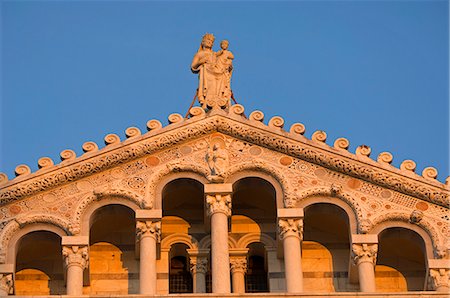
314,168 -> 327,177
180,146 -> 192,155
77,180 -> 93,192
347,178 -> 361,189
415,202 -> 429,211
9,205 -> 21,214
249,146 -> 262,156
43,193 -> 58,203
146,156 -> 160,166
279,156 -> 293,166
380,190 -> 392,199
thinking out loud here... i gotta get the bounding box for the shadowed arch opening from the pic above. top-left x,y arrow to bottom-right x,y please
245,242 -> 269,293
375,227 -> 427,292
169,243 -> 193,293
15,231 -> 64,295
303,203 -> 355,292
88,204 -> 137,295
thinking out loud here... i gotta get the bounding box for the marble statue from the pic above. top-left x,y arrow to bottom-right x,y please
191,34 -> 234,108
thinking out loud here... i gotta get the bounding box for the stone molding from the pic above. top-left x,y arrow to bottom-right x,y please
230,256 -> 247,274
351,243 -> 378,266
190,257 -> 208,275
206,194 -> 232,217
136,220 -> 161,242
278,218 -> 303,240
0,273 -> 13,295
62,245 -> 89,269
1,113 -> 447,209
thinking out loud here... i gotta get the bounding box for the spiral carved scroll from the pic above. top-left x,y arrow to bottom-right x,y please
82,141 -> 99,153
249,110 -> 264,122
334,138 -> 349,150
168,113 -> 183,124
0,173 -> 8,184
312,130 -> 327,143
15,165 -> 31,176
290,123 -> 305,135
377,152 -> 393,164
400,160 -> 416,172
38,157 -> 54,169
422,167 -> 438,180
268,116 -> 284,129
125,127 -> 141,138
356,145 -> 371,157
189,107 -> 205,117
146,119 -> 163,131
60,149 -> 76,161
230,104 -> 245,116
104,134 -> 120,145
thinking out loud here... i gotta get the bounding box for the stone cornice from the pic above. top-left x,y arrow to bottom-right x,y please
1,107 -> 448,207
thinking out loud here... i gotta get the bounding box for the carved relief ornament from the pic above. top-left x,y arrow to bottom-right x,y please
206,194 -> 231,217
1,115 -> 448,209
136,220 -> 161,242
278,218 -> 303,240
351,243 -> 378,265
429,268 -> 450,290
230,257 -> 247,274
0,273 -> 13,295
62,245 -> 89,269
190,257 -> 208,275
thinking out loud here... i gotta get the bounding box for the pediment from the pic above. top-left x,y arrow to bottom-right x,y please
0,104 -> 448,209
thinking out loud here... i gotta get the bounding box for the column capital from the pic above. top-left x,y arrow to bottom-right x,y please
136,220 -> 161,242
230,256 -> 247,274
190,256 -> 208,275
206,193 -> 232,217
0,265 -> 14,296
278,218 -> 303,240
428,259 -> 450,291
62,245 -> 89,270
351,243 -> 378,265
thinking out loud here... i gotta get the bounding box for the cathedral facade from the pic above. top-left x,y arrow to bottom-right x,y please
0,103 -> 449,297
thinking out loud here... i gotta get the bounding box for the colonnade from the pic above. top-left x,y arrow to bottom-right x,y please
1,183 -> 449,296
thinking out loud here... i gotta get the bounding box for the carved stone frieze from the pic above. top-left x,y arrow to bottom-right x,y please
278,218 -> 303,240
351,243 -> 378,265
62,245 -> 89,269
1,115 -> 447,210
429,268 -> 450,290
230,257 -> 247,274
0,273 -> 13,295
206,194 -> 231,217
136,220 -> 161,242
190,257 -> 208,275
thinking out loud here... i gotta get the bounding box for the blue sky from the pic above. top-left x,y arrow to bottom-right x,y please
1,0 -> 449,182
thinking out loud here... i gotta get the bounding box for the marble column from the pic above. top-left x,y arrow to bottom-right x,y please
351,234 -> 378,292
188,250 -> 209,293
0,264 -> 14,296
277,208 -> 304,293
136,210 -> 162,295
205,183 -> 232,294
428,259 -> 450,292
230,254 -> 248,293
62,236 -> 89,296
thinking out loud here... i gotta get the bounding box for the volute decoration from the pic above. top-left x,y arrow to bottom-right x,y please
290,123 -> 306,135
62,245 -> 89,269
82,141 -> 99,153
278,218 -> 303,240
104,133 -> 120,145
189,107 -> 206,118
428,268 -> 450,291
249,110 -> 264,122
422,167 -> 438,180
190,257 -> 208,275
230,257 -> 248,274
206,194 -> 231,217
37,157 -> 54,169
351,243 -> 378,265
400,160 -> 416,172
377,152 -> 393,164
15,164 -> 31,176
60,149 -> 76,161
146,119 -> 163,131
311,130 -> 327,143
334,137 -> 349,150
125,127 -> 141,138
355,145 -> 371,157
136,220 -> 161,242
168,113 -> 184,124
268,116 -> 284,129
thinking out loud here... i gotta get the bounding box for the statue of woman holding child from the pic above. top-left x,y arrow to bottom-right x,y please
191,33 -> 234,108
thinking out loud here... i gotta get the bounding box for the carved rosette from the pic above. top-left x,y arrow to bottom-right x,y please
0,273 -> 13,295
206,194 -> 231,217
190,257 -> 208,275
62,245 -> 89,269
136,220 -> 161,242
230,257 -> 247,274
278,218 -> 303,240
429,268 -> 450,290
351,243 -> 378,266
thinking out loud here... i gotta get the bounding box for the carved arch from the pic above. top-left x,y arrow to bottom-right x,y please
224,159 -> 296,208
369,212 -> 442,259
236,233 -> 277,249
161,233 -> 199,250
295,185 -> 362,234
198,235 -> 237,250
146,162 -> 210,209
1,214 -> 70,264
72,189 -> 143,235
